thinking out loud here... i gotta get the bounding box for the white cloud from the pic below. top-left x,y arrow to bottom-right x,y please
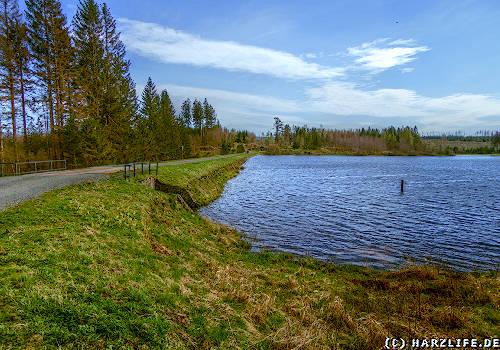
347,39 -> 430,73
400,67 -> 414,73
307,82 -> 426,117
118,19 -> 343,80
305,82 -> 500,129
122,18 -> 498,132
143,82 -> 500,132
156,84 -> 305,130
303,53 -> 318,59
119,18 -> 427,78
158,84 -> 300,113
388,39 -> 416,46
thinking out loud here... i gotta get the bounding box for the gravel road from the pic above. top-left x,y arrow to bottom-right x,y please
0,154 -> 241,211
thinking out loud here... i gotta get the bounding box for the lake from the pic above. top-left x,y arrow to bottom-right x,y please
200,155 -> 500,270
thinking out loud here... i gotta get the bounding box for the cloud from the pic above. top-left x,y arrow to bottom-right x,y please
158,84 -> 300,113
303,53 -> 318,59
400,67 -> 414,73
155,84 -> 305,130
118,19 -> 343,80
143,82 -> 500,132
305,82 -> 500,129
307,82 -> 426,117
388,39 -> 416,46
347,39 -> 430,73
118,18 -> 427,79
121,17 -> 497,132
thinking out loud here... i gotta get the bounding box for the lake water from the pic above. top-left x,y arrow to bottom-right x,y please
200,155 -> 500,270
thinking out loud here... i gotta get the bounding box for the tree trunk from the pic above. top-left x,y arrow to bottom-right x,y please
8,69 -> 17,161
0,117 -> 3,162
19,59 -> 27,147
42,8 -> 56,159
48,85 -> 55,159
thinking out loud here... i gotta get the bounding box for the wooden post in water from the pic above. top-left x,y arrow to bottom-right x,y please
401,179 -> 405,193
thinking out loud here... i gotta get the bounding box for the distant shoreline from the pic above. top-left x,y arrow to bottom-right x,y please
260,148 -> 500,157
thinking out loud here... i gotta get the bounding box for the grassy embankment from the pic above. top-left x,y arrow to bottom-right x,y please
0,154 -> 498,349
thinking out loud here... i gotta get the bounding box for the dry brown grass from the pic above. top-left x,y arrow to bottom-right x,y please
1,156 -> 497,349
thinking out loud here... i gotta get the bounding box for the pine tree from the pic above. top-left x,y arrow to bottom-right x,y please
62,115 -> 81,166
0,0 -> 22,160
25,0 -> 74,158
0,106 -> 3,162
180,98 -> 191,128
71,1 -> 136,164
211,104 -> 217,126
180,127 -> 191,159
202,98 -> 217,129
192,99 -> 203,132
140,77 -> 159,120
138,77 -> 159,160
53,12 -> 75,154
13,18 -> 31,149
100,2 -> 136,162
72,0 -> 103,121
274,117 -> 283,143
157,89 -> 180,159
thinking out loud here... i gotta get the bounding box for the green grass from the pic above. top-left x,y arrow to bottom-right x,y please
150,153 -> 251,206
154,154 -> 248,187
0,155 -> 498,349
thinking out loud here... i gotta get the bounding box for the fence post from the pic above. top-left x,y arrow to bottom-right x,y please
124,165 -> 126,180
50,160 -> 53,171
15,163 -> 18,176
141,163 -> 144,175
148,162 -> 151,175
156,162 -> 158,176
133,163 -> 136,178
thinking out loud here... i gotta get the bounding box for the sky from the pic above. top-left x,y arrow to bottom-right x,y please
60,0 -> 500,134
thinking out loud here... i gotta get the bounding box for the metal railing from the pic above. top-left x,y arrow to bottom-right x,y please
1,162 -> 16,177
124,161 -> 159,181
1,160 -> 67,176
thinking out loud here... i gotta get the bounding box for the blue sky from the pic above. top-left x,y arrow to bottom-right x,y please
60,0 -> 500,134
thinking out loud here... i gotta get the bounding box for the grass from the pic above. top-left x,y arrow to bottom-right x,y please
145,153 -> 250,206
0,154 -> 498,349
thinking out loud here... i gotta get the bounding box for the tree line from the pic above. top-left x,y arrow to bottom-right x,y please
267,117 -> 425,155
135,77 -> 221,162
0,0 -> 247,167
267,118 -> 500,155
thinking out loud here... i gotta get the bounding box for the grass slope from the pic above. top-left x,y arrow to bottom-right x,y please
0,155 -> 498,349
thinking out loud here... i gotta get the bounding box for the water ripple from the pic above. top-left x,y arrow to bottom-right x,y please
200,155 -> 500,271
